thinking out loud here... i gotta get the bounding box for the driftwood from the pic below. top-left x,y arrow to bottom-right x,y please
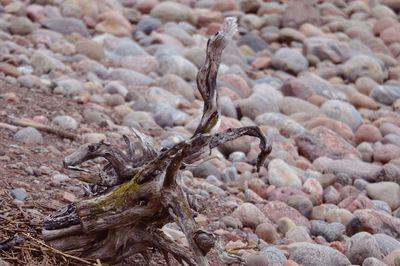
41,18 -> 272,265
6,116 -> 77,140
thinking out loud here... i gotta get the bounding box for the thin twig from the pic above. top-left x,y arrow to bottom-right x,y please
6,116 -> 77,140
22,233 -> 93,265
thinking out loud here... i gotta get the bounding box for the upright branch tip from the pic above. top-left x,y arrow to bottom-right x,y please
221,17 -> 238,39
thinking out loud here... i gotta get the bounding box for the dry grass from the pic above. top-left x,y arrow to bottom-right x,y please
0,198 -> 97,266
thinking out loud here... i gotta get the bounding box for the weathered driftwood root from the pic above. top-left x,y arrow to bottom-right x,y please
42,17 -> 272,265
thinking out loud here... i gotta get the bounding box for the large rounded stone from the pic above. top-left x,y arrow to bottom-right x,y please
374,144 -> 400,164
107,68 -> 153,86
295,127 -> 360,162
287,195 -> 313,218
278,97 -> 319,116
52,115 -> 78,130
310,220 -> 345,242
268,159 -> 302,188
42,17 -> 90,37
238,33 -> 270,52
9,17 -> 34,35
354,124 -> 382,144
282,0 -> 320,28
14,127 -> 43,145
304,37 -> 351,64
313,157 -> 381,182
255,222 -> 279,243
150,2 -> 194,23
271,48 -> 309,75
341,55 -> 385,83
263,201 -> 310,228
366,182 -> 400,210
373,233 -> 400,256
75,40 -> 105,61
289,243 -> 351,266
304,116 -> 354,141
231,203 -> 267,229
255,113 -> 305,137
345,232 -> 384,265
158,55 -> 198,81
286,226 -> 312,243
320,100 -> 363,131
370,84 -> 400,105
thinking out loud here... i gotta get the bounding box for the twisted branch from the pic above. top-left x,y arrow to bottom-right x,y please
41,17 -> 271,266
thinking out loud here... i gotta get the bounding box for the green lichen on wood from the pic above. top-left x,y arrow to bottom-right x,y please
93,180 -> 143,210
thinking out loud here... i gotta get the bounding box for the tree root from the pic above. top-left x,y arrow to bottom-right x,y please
41,17 -> 272,265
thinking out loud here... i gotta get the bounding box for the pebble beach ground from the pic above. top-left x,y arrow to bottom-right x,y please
1,0 -> 400,265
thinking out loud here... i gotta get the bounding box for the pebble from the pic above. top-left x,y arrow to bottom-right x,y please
137,16 -> 161,34
263,201 -> 310,228
238,34 -> 270,52
310,220 -> 345,242
228,151 -> 246,163
271,48 -> 309,75
107,68 -> 153,86
286,226 -> 313,243
325,208 -> 353,225
366,182 -> 400,211
150,1 -> 194,23
14,127 -> 43,145
345,232 -> 384,265
372,200 -> 392,214
62,191 -> 76,203
347,209 -> 400,237
320,100 -> 363,131
289,243 -> 351,266
287,195 -> 313,218
221,167 -> 239,183
302,178 -> 323,205
268,159 -> 302,188
255,222 -> 279,243
9,17 -> 34,35
245,253 -> 270,266
295,127 -> 360,162
255,113 -> 305,137
82,133 -> 106,143
383,248 -> 400,266
55,79 -> 84,96
362,257 -> 387,266
260,247 -> 287,265
374,144 -> 400,164
235,89 -> 280,120
354,124 -> 383,144
373,233 -> 400,256
304,37 -> 351,64
10,188 -> 28,201
95,11 -> 132,36
277,217 -> 296,235
31,51 -> 54,75
220,215 -> 243,229
340,55 -> 385,83
313,157 -> 381,182
52,115 -> 78,130
231,203 -> 267,229
51,173 -> 70,184
278,96 -> 319,116
370,84 -> 400,105
158,55 -> 198,81
75,40 -> 105,61
42,17 -> 90,37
